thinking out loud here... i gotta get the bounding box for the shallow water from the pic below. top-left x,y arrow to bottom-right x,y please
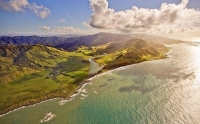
89,58 -> 103,74
0,43 -> 200,124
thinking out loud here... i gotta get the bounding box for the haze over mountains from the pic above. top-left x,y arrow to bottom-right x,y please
0,33 -> 183,48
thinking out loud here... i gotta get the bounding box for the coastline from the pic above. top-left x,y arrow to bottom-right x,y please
0,54 -> 168,117
0,97 -> 60,118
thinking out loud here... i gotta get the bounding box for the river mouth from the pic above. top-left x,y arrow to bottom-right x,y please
89,58 -> 104,75
0,43 -> 200,124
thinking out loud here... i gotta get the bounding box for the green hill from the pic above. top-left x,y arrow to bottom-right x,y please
76,39 -> 169,70
95,39 -> 169,69
0,45 -> 90,114
0,36 -> 169,115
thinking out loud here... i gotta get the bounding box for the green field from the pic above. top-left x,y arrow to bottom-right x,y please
0,40 -> 169,115
0,45 -> 91,114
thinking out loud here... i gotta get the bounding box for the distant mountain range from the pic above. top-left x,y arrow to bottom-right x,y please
0,36 -> 69,46
0,33 -> 183,50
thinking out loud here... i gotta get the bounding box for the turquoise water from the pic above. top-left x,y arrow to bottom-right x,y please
0,43 -> 200,124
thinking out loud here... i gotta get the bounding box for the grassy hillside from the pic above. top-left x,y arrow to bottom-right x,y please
0,37 -> 169,115
75,39 -> 169,70
56,33 -> 132,51
95,39 -> 169,69
0,45 -> 90,115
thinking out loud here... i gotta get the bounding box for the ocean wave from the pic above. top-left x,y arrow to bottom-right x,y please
40,112 -> 56,123
59,83 -> 89,105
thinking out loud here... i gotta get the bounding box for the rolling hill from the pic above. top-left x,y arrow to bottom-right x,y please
56,33 -> 133,51
0,33 -> 173,115
75,39 -> 169,70
0,44 -> 90,114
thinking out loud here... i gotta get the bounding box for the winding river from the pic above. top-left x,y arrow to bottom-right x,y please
88,57 -> 104,75
0,43 -> 200,124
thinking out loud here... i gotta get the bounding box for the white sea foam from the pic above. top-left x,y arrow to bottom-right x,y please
93,90 -> 98,94
0,98 -> 59,117
40,112 -> 56,123
81,89 -> 87,93
81,94 -> 88,97
59,97 -> 74,105
58,82 -> 90,105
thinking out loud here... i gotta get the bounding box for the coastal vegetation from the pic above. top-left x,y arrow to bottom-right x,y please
95,40 -> 169,70
0,44 -> 90,115
0,34 -> 170,115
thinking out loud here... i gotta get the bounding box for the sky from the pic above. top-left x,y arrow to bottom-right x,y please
0,0 -> 200,41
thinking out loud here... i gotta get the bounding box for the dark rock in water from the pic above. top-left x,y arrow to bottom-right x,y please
99,84 -> 107,88
107,78 -> 115,81
119,84 -> 159,94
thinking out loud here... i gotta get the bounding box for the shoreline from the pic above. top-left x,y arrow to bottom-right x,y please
0,54 -> 168,117
0,97 -> 60,117
0,74 -> 95,118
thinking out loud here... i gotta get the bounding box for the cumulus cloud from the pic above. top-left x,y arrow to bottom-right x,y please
38,26 -> 51,30
59,18 -> 66,22
0,0 -> 51,18
89,0 -> 200,34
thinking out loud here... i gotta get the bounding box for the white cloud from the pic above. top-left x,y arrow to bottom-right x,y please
9,31 -> 36,35
28,3 -> 51,18
88,0 -> 200,34
59,18 -> 66,22
0,0 -> 51,18
82,22 -> 91,27
38,26 -> 51,30
0,0 -> 28,12
54,26 -> 80,33
38,26 -> 81,34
